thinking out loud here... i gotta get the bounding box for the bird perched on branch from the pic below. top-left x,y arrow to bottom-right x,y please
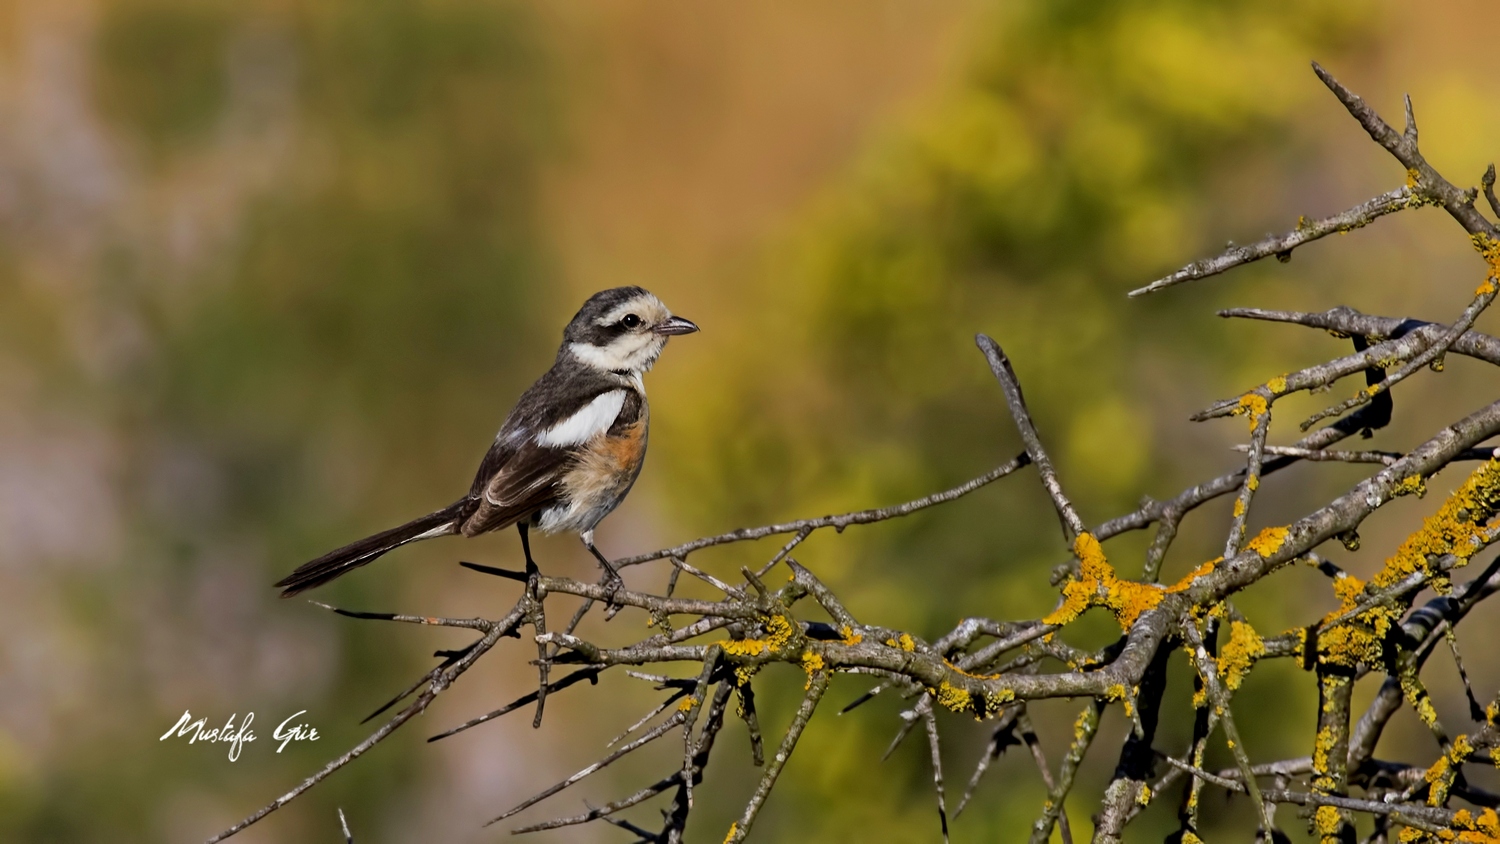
275,287 -> 699,597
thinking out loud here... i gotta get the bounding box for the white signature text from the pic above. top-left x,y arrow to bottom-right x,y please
159,710 -> 320,761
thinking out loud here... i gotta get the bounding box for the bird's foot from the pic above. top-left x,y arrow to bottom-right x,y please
601,571 -> 626,616
524,559 -> 543,601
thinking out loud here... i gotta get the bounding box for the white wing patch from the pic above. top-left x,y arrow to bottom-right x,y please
535,390 -> 627,448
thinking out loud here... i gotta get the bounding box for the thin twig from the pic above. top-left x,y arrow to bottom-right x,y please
614,454 -> 1030,569
308,601 -> 492,631
679,649 -> 722,811
954,707 -> 1023,818
1234,444 -> 1497,465
1484,164 -> 1500,220
1017,710 -> 1073,844
1027,700 -> 1102,844
1311,61 -> 1498,240
427,667 -> 604,743
724,671 -> 829,843
977,334 -> 1086,540
607,688 -> 691,749
1157,754 -> 1457,829
1182,620 -> 1277,835
1219,306 -> 1500,367
1130,186 -> 1418,296
486,709 -> 689,826
923,709 -> 950,844
510,773 -> 685,834
1225,403 -> 1271,556
1301,284 -> 1499,430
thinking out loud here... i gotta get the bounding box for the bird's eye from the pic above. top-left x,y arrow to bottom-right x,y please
619,314 -> 643,329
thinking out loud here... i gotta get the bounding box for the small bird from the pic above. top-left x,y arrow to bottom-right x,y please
275,287 -> 698,597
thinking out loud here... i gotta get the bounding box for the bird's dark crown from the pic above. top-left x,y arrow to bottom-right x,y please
563,287 -> 651,338
562,286 -> 659,347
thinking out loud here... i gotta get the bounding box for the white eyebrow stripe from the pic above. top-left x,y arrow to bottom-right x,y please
535,390 -> 627,448
597,296 -> 660,326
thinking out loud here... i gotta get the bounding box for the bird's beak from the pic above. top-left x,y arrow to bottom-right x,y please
654,316 -> 700,336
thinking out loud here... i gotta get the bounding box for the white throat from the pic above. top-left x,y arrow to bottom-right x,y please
569,337 -> 663,379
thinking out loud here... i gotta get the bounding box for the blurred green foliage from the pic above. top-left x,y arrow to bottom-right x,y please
96,3 -> 231,151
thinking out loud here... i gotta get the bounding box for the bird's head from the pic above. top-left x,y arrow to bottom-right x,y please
562,287 -> 699,375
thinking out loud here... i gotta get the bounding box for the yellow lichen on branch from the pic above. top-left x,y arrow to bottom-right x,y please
801,651 -> 826,690
1217,620 -> 1265,691
884,633 -> 916,652
1314,461 -> 1500,670
928,658 -> 1010,718
1375,458 -> 1500,592
1425,734 -> 1474,807
1314,804 -> 1345,839
932,681 -> 973,715
1474,233 -> 1500,296
1246,526 -> 1290,557
1446,808 -> 1500,843
1043,534 -> 1214,631
1401,669 -> 1441,730
1233,392 -> 1270,432
1317,571 -> 1396,669
1173,559 -> 1218,587
718,613 -> 797,658
1395,474 -> 1428,498
943,659 -> 999,681
1312,717 -> 1340,792
928,671 -> 1013,719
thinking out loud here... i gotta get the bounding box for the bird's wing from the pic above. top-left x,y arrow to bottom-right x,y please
461,389 -> 630,536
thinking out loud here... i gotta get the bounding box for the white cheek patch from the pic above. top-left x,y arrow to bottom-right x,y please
536,390 -> 627,447
569,336 -> 663,373
569,341 -> 631,372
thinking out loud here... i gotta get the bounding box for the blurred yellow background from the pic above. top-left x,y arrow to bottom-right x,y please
4,0 -> 1500,841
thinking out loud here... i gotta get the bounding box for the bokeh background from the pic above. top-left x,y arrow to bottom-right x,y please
5,0 -> 1500,841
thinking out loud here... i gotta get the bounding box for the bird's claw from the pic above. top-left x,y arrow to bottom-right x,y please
602,573 -> 626,616
524,561 -> 543,601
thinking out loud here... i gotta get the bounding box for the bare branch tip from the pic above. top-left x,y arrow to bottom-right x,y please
1483,165 -> 1500,220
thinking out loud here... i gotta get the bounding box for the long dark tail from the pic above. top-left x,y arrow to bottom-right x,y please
275,502 -> 465,597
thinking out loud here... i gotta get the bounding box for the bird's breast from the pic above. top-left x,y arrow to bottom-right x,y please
566,420 -> 647,495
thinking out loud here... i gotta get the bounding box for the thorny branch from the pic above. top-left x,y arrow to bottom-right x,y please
211,64 -> 1500,844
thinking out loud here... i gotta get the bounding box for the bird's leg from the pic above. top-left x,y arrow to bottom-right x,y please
518,523 -> 541,595
518,522 -> 552,728
581,533 -> 625,605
